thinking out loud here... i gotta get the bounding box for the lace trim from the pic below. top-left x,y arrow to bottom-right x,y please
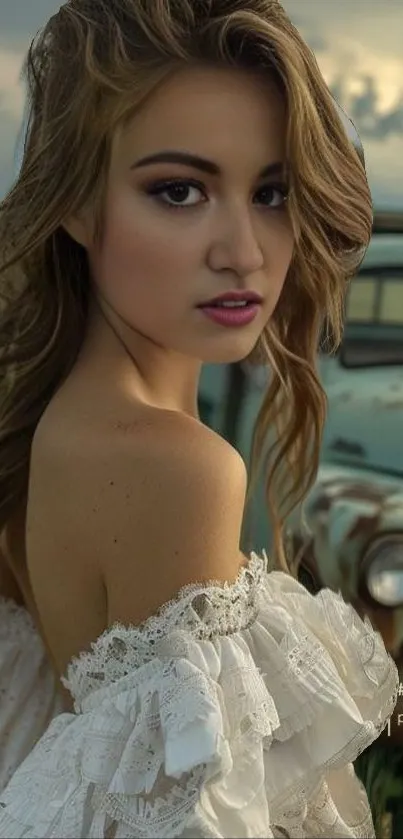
319,586 -> 397,693
116,550 -> 266,638
90,766 -> 208,837
0,595 -> 38,645
301,777 -> 375,839
63,551 -> 267,698
269,688 -> 397,813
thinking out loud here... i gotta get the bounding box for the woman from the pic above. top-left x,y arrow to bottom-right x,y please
0,0 -> 398,836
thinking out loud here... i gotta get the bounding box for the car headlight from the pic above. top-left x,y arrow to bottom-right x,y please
362,535 -> 403,607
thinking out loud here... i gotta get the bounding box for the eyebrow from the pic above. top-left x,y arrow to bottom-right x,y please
131,150 -> 286,179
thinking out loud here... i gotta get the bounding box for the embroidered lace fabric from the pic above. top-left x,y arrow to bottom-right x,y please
0,551 -> 398,838
0,596 -> 64,792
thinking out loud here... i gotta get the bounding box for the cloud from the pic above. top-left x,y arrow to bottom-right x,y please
0,0 -> 59,45
0,131 -> 19,196
0,0 -> 402,210
283,0 -> 403,141
0,47 -> 25,122
363,135 -> 403,209
331,76 -> 403,141
0,47 -> 25,193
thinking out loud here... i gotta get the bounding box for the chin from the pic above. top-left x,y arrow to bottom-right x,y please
197,336 -> 261,365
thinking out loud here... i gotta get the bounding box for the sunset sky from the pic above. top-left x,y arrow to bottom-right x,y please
0,0 -> 402,208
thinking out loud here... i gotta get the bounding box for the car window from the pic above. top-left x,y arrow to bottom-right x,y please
380,278 -> 403,324
347,277 -> 378,321
346,272 -> 403,326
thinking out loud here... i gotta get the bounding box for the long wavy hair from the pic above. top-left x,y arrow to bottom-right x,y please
0,0 -> 372,570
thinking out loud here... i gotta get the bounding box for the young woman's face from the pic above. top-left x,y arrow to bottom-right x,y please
87,64 -> 294,363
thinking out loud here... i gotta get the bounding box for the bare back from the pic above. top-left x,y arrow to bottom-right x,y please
19,367 -> 248,680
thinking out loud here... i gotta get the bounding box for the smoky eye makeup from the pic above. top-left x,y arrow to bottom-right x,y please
138,175 -> 289,212
142,178 -> 206,208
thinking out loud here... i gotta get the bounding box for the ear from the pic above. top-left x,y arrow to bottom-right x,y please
61,211 -> 93,248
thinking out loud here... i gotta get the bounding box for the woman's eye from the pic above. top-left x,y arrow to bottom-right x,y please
147,180 -> 206,209
145,179 -> 288,211
255,184 -> 288,208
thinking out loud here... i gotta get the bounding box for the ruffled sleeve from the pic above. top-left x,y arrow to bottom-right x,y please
0,554 -> 398,838
0,597 -> 64,793
265,570 -> 397,742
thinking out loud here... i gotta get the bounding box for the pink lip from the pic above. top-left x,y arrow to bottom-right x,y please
201,290 -> 263,306
198,303 -> 261,327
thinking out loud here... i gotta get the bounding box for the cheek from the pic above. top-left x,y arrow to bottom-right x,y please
90,196 -> 194,305
103,216 -> 169,279
266,221 -> 294,293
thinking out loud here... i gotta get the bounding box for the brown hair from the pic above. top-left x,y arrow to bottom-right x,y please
0,0 -> 372,570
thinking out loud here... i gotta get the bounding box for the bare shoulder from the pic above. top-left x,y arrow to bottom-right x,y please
127,407 -> 248,490
30,406 -> 248,629
101,410 -> 248,626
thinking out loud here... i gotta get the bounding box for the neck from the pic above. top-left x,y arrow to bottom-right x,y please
77,293 -> 202,420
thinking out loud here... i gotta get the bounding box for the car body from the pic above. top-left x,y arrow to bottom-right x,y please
199,211 -> 403,742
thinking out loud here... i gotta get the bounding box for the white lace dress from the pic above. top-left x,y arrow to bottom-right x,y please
0,597 -> 64,792
0,552 -> 398,838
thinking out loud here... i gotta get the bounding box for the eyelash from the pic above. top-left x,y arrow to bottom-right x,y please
144,178 -> 289,211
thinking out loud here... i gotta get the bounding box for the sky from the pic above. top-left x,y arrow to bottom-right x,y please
0,0 -> 402,209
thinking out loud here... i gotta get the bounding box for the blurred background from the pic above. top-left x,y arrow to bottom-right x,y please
1,0 -> 403,204
1,2 -> 403,835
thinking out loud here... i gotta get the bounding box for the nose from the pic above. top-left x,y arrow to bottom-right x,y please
206,203 -> 264,277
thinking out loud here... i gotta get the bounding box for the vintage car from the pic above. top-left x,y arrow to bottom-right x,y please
289,211 -> 403,752
199,211 -> 403,752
